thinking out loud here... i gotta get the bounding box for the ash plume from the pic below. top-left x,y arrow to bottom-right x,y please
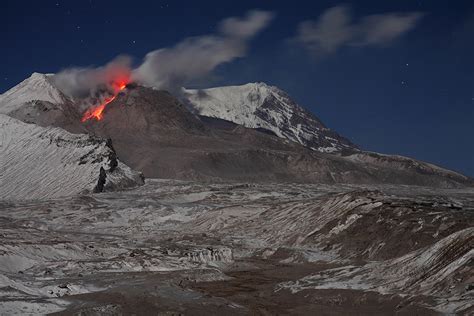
52,56 -> 132,98
133,10 -> 274,92
52,10 -> 274,98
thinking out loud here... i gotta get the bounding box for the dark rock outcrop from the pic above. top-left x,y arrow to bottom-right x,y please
94,167 -> 107,193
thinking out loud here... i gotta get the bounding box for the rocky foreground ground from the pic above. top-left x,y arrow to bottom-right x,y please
0,180 -> 473,315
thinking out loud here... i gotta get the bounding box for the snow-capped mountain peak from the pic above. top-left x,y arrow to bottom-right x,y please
0,72 -> 68,115
183,82 -> 357,153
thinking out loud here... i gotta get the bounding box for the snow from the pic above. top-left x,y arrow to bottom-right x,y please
0,114 -> 143,200
0,299 -> 69,315
185,83 -> 272,129
278,227 -> 474,314
0,180 -> 472,314
0,73 -> 67,115
183,82 -> 356,152
328,213 -> 362,236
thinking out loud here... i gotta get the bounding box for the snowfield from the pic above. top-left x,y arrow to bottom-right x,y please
0,114 -> 143,200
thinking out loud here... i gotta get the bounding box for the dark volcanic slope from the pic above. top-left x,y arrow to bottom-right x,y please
73,86 -> 472,187
84,87 -> 314,180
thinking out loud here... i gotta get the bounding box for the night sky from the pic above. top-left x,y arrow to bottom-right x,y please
2,0 -> 473,176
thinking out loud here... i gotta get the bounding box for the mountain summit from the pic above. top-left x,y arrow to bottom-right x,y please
183,82 -> 357,153
0,73 -> 67,115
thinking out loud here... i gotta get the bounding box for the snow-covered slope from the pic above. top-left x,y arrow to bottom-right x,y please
0,115 -> 143,200
279,227 -> 474,313
183,83 -> 357,153
0,73 -> 67,114
0,73 -> 89,134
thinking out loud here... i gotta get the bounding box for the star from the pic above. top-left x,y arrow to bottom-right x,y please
401,81 -> 406,85
132,40 -> 136,44
406,63 -> 409,66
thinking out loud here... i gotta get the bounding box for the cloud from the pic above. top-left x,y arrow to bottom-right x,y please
360,12 -> 424,45
219,10 -> 274,38
132,10 -> 274,92
296,5 -> 423,55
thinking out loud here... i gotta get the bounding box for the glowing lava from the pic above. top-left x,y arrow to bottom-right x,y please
112,80 -> 128,92
81,81 -> 128,123
81,95 -> 117,122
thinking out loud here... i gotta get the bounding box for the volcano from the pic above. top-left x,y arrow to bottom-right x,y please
1,73 -> 473,187
89,86 -> 474,186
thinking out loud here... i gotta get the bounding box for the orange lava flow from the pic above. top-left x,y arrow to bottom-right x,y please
81,82 -> 127,123
81,95 -> 117,122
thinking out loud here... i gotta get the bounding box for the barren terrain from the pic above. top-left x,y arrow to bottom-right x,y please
0,180 -> 472,315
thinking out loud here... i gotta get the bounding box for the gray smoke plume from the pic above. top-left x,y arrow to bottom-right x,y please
52,56 -> 132,98
132,10 -> 274,92
52,10 -> 274,98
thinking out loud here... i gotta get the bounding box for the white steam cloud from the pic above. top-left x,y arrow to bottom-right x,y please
296,5 -> 423,55
53,10 -> 274,97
